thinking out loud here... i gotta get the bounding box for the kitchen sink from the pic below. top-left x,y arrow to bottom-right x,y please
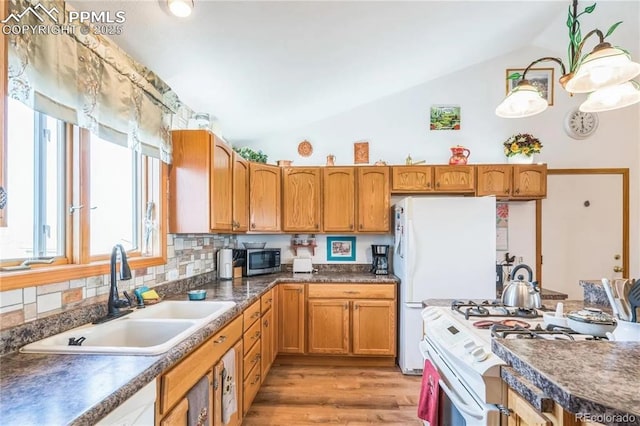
128,300 -> 236,320
19,300 -> 236,356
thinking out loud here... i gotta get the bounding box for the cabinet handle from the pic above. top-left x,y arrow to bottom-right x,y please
343,290 -> 360,295
253,353 -> 261,364
251,311 -> 261,319
350,224 -> 354,230
252,330 -> 261,340
427,183 -> 431,188
505,189 -> 509,194
214,335 -> 227,344
354,303 -> 358,310
344,303 -> 348,310
315,224 -> 319,229
251,223 -> 256,229
515,188 -> 520,194
359,224 -> 363,230
263,319 -> 269,327
436,182 -> 440,188
297,288 -> 303,294
250,374 -> 261,385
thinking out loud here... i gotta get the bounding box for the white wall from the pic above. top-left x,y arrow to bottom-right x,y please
250,8 -> 640,280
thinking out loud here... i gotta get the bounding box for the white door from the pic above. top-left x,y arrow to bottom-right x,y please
542,174 -> 623,299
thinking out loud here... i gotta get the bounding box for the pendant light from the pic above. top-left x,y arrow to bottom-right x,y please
496,0 -> 640,118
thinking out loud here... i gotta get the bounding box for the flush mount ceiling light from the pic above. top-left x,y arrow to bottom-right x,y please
168,0 -> 194,18
496,0 -> 640,118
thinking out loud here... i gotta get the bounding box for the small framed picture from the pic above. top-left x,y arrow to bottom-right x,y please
430,105 -> 461,130
506,67 -> 554,106
326,236 -> 356,261
353,141 -> 369,164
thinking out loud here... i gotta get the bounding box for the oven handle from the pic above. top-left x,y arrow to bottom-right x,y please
438,379 -> 485,420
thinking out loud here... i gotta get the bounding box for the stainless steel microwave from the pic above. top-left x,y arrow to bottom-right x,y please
232,248 -> 281,276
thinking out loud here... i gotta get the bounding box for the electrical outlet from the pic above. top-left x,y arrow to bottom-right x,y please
517,256 -> 523,264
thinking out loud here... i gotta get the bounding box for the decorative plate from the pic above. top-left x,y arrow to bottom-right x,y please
297,140 -> 313,157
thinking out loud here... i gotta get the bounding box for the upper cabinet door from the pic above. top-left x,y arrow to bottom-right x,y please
210,138 -> 233,231
232,153 -> 249,232
169,130 -> 212,234
476,165 -> 512,198
282,167 -> 321,232
433,166 -> 475,192
323,167 -> 356,232
512,165 -> 547,198
249,163 -> 281,232
357,167 -> 390,233
391,166 -> 433,193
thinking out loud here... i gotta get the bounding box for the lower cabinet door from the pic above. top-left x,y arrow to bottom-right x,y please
214,340 -> 243,426
243,364 -> 262,416
261,307 -> 274,378
307,299 -> 350,354
352,300 -> 396,356
160,397 -> 189,426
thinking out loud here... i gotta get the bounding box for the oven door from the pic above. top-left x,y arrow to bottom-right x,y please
419,339 -> 501,426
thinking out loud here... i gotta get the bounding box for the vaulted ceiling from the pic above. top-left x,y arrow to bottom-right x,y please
68,1 -> 636,142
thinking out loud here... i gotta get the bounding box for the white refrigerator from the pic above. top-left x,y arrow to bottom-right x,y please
393,196 -> 497,374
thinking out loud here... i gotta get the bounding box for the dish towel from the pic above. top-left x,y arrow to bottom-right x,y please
221,348 -> 237,425
417,359 -> 441,425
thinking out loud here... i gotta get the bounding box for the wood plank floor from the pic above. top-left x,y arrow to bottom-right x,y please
243,364 -> 423,425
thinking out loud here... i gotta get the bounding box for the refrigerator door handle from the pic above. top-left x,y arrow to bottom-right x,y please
407,218 -> 417,302
405,302 -> 423,309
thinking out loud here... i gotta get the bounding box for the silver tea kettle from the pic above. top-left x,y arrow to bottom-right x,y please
501,264 -> 542,309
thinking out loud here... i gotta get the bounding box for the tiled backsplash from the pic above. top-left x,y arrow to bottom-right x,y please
0,234 -> 221,331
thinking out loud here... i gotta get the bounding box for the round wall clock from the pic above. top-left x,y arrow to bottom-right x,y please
564,109 -> 599,139
297,140 -> 313,157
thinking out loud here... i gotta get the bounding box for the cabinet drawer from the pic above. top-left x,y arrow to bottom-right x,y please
243,337 -> 262,379
243,319 -> 262,353
160,315 -> 242,415
261,289 -> 274,314
243,299 -> 262,331
243,363 -> 262,415
307,284 -> 395,299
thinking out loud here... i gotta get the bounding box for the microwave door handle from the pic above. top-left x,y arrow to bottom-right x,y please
438,379 -> 485,420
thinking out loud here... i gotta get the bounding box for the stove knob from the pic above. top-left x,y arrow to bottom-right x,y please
463,340 -> 477,351
471,347 -> 488,362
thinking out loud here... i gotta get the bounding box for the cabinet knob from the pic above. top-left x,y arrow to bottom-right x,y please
436,182 -> 440,188
350,224 -> 354,230
515,188 -> 520,194
251,223 -> 256,229
354,303 -> 358,310
315,224 -> 319,229
297,288 -> 303,294
427,183 -> 431,188
213,335 -> 227,344
344,303 -> 348,310
359,224 -> 363,230
264,319 -> 269,327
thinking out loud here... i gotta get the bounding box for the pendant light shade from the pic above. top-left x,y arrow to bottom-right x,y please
565,44 -> 640,93
168,0 -> 194,18
579,80 -> 640,112
495,81 -> 549,118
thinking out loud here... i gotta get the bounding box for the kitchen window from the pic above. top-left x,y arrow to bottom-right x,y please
0,102 -> 167,290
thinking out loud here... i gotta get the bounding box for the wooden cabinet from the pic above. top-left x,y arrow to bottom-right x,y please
352,300 -> 396,355
391,166 -> 433,193
278,283 -> 305,353
242,299 -> 262,415
308,299 -> 350,354
356,167 -> 390,232
169,130 -> 233,233
323,167 -> 356,232
249,163 -> 281,232
260,288 -> 277,379
232,153 -> 249,232
282,167 -> 321,232
512,165 -> 547,199
306,284 -> 396,357
433,165 -> 475,192
158,315 -> 243,424
476,164 -> 547,199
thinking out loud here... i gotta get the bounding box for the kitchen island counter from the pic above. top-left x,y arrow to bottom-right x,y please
492,338 -> 640,425
0,272 -> 397,426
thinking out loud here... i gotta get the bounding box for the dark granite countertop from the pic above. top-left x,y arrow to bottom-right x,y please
0,272 -> 396,426
492,339 -> 640,425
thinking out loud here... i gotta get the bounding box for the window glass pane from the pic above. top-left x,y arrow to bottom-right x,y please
90,136 -> 137,255
0,99 -> 35,259
41,116 -> 65,257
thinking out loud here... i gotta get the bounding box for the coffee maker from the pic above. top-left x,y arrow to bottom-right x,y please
371,244 -> 390,275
